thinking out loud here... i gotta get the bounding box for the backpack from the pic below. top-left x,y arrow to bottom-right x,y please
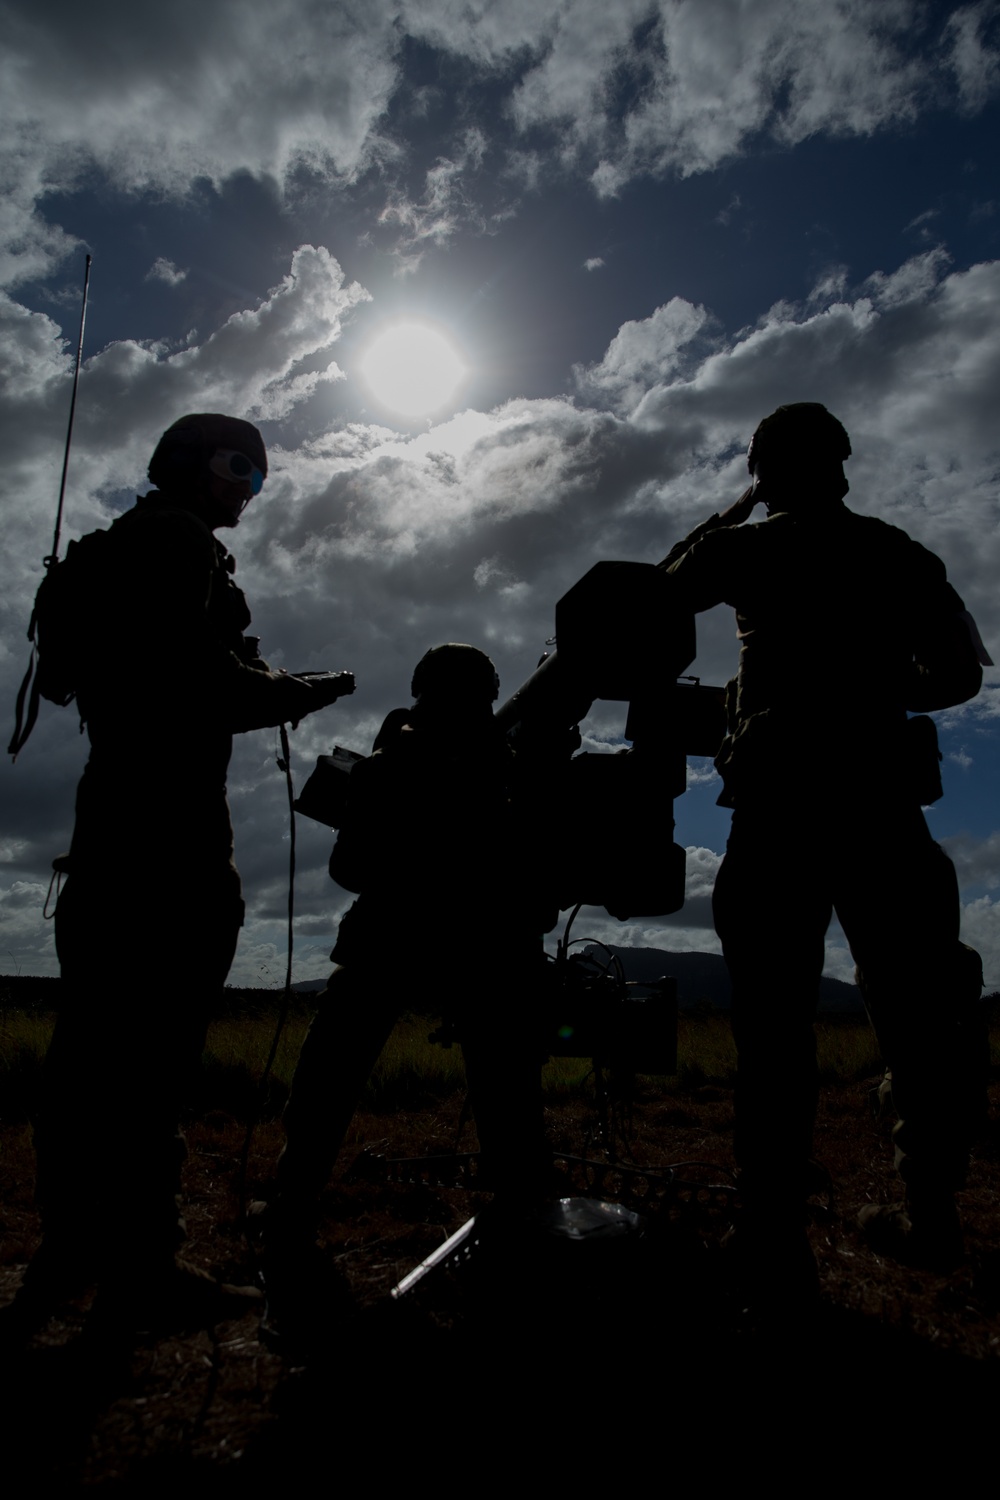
8,527 -> 116,758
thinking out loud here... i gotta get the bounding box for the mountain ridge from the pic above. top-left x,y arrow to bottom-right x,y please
582,945 -> 864,1014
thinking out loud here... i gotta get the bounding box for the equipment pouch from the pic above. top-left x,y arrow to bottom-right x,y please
294,746 -> 366,828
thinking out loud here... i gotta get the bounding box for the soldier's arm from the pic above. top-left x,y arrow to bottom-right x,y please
220,662 -> 354,733
662,522 -> 749,615
908,604 -> 985,711
657,486 -> 759,570
907,553 -> 987,711
135,509 -> 354,731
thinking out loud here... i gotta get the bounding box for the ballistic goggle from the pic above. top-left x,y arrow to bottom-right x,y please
209,448 -> 265,495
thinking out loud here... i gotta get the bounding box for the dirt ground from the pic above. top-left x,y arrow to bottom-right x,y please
2,1072 -> 999,1489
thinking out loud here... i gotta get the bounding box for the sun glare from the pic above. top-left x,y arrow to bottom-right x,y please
359,322 -> 468,419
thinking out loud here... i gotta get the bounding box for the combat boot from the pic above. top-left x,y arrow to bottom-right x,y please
721,1199 -> 819,1319
252,1199 -> 355,1356
91,1257 -> 262,1334
857,1193 -> 963,1271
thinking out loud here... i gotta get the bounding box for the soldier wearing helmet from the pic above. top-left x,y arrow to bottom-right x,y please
663,403 -> 989,1296
257,643 -> 555,1334
146,412 -> 269,529
18,414 -> 355,1332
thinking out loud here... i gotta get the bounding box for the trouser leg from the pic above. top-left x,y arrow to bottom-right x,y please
460,1021 -> 545,1191
274,968 -> 400,1220
452,950 -> 549,1191
840,822 -> 986,1197
35,875 -> 241,1279
34,1007 -> 210,1256
32,1005 -> 123,1280
713,814 -> 831,1201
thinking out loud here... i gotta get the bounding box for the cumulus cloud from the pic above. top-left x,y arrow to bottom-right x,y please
683,845 -> 723,904
4,238 -> 1000,976
575,297 -> 715,414
959,895 -> 1000,987
1,245 -> 369,577
687,759 -> 720,789
945,0 -> 1000,110
0,245 -> 371,969
619,256 -> 1000,640
549,846 -> 725,965
411,2 -> 999,208
377,129 -> 500,273
500,0 -> 996,190
3,2 -> 999,289
0,2 -> 405,286
941,829 -> 1000,890
235,244 -> 1000,972
0,154 -> 80,289
4,2 -> 998,986
807,266 -> 849,307
905,207 -> 940,241
937,681 -> 1000,729
715,194 -> 742,227
0,878 -> 56,972
473,554 -> 520,591
861,246 -> 953,308
145,257 -> 188,286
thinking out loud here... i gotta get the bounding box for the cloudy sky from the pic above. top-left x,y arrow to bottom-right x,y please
2,0 -> 999,988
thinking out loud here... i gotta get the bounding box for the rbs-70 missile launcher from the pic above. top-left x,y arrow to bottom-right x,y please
493,559 -> 724,921
294,558 -> 726,924
292,558 -> 725,1081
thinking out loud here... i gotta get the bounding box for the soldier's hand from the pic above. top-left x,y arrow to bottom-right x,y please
283,670 -> 356,728
292,670 -> 356,704
719,484 -> 759,527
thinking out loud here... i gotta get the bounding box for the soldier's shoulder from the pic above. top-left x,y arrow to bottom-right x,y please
371,707 -> 414,754
844,509 -> 947,569
112,494 -> 218,563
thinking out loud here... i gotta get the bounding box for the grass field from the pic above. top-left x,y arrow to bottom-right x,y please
1,982 -> 998,1488
4,987 -> 995,1121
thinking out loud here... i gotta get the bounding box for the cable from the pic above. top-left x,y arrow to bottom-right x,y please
557,903 -> 583,956
236,722 -> 297,1259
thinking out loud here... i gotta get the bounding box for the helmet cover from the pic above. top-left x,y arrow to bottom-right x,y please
747,403 -> 851,476
148,414 -> 268,492
410,643 -> 500,704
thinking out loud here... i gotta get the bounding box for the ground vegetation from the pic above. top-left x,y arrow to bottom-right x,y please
1,992 -> 998,1484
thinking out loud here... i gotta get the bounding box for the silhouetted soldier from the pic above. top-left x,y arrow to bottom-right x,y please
259,643 -> 555,1324
664,403 -> 989,1286
17,414 -> 354,1331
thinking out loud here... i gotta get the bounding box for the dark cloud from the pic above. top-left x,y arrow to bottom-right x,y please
3,4 -> 999,980
5,2 -> 998,290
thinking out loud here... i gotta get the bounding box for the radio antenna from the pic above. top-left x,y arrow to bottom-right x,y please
8,253 -> 93,759
47,253 -> 92,567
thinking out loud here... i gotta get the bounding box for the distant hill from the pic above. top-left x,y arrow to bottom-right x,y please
0,958 -> 864,1015
0,974 -> 60,1010
582,946 -> 864,1015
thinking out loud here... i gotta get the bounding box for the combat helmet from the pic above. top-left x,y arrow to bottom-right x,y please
747,402 -> 851,476
148,414 -> 268,505
410,644 -> 500,705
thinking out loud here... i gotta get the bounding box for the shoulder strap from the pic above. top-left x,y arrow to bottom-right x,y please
8,628 -> 41,760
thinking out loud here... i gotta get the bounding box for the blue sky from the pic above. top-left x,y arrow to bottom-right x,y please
2,0 -> 999,985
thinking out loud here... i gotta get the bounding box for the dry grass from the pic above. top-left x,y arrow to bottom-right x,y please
0,998 -> 998,1488
0,1001 -> 980,1123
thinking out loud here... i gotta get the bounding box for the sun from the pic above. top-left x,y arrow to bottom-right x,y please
359,321 -> 468,419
